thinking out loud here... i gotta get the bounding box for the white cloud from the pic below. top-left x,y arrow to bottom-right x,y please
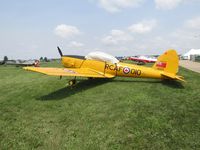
146,17 -> 198,54
168,17 -> 200,51
185,17 -> 200,30
102,29 -> 133,45
155,0 -> 183,10
128,20 -> 157,34
99,18 -> 200,55
68,41 -> 84,47
54,24 -> 81,38
98,0 -> 143,13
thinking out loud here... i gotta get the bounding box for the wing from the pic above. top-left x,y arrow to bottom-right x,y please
23,67 -> 115,78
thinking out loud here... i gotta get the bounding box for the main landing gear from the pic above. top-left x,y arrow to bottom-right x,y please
59,76 -> 77,87
68,77 -> 77,87
68,79 -> 77,86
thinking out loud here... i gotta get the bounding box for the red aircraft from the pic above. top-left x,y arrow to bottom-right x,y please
128,56 -> 157,65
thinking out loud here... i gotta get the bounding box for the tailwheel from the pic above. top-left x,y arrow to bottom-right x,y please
68,79 -> 77,86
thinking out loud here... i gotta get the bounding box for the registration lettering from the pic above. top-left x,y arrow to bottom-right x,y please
105,64 -> 141,76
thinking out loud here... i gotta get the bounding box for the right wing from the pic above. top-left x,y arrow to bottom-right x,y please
23,67 -> 115,78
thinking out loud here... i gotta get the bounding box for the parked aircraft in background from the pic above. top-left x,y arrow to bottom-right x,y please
128,56 -> 157,65
24,47 -> 185,86
6,60 -> 39,67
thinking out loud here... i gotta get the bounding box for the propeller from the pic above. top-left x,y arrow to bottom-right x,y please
58,46 -> 63,80
57,46 -> 63,57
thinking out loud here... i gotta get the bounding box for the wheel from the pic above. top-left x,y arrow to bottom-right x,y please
68,79 -> 76,86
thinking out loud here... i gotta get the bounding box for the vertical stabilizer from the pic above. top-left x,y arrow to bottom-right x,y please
153,50 -> 179,74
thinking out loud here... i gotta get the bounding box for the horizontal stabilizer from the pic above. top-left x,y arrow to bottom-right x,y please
161,72 -> 185,82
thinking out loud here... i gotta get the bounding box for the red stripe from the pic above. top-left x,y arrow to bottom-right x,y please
156,62 -> 167,68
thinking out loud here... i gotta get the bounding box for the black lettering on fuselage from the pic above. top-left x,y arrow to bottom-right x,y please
105,64 -> 123,71
131,69 -> 141,76
109,65 -> 115,70
105,64 -> 141,76
105,64 -> 109,70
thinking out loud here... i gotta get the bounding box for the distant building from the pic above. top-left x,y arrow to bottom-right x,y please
182,49 -> 200,60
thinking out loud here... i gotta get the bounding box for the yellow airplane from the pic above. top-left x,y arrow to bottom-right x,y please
23,47 -> 185,86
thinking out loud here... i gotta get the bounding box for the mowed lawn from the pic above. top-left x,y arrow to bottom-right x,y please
0,61 -> 200,150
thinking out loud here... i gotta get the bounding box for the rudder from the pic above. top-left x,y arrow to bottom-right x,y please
153,50 -> 179,74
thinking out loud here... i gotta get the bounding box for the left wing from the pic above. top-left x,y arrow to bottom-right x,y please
23,67 -> 115,78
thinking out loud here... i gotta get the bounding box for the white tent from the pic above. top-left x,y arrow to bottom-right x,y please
183,49 -> 200,60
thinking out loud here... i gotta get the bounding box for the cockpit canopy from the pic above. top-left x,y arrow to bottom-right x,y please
85,51 -> 119,64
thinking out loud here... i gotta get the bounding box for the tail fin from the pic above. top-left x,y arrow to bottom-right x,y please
153,50 -> 179,74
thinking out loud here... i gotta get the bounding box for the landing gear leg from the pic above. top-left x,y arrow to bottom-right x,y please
68,77 -> 77,87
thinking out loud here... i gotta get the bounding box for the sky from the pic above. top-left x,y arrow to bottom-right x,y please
0,0 -> 200,59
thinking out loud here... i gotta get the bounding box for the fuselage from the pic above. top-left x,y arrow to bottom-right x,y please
23,49 -> 184,83
61,56 -> 163,79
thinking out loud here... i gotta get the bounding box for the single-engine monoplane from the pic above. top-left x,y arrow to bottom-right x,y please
24,47 -> 185,86
6,60 -> 39,67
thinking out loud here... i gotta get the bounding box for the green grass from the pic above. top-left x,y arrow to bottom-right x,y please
0,61 -> 200,149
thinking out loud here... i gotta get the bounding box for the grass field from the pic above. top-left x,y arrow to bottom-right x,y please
0,61 -> 200,149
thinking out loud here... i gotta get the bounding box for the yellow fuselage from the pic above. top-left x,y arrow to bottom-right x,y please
61,56 -> 163,79
24,49 -> 184,82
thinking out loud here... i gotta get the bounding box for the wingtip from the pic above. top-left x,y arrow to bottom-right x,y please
23,67 -> 28,70
176,76 -> 186,82
23,66 -> 32,70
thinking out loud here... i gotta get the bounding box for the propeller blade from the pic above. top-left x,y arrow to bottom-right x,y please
57,46 -> 63,57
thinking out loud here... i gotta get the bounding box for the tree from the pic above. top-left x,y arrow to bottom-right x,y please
40,57 -> 43,61
44,57 -> 48,62
3,56 -> 8,62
